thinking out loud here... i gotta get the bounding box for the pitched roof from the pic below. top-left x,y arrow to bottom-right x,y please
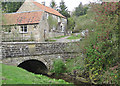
32,1 -> 66,18
3,11 -> 43,25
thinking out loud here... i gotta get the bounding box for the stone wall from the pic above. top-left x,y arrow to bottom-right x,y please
2,12 -> 48,42
17,1 -> 41,12
2,53 -> 79,70
2,24 -> 41,42
2,42 -> 81,59
1,42 -> 81,69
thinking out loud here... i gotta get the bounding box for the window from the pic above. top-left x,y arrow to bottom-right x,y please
20,25 -> 28,33
34,25 -> 37,28
4,27 -> 11,33
61,26 -> 62,29
14,26 -> 17,29
8,28 -> 11,32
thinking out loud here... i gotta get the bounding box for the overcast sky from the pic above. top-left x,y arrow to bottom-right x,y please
35,0 -> 97,11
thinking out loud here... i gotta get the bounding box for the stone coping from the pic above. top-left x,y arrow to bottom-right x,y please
1,41 -> 79,45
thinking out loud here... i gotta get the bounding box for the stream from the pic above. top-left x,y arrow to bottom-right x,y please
44,72 -> 92,86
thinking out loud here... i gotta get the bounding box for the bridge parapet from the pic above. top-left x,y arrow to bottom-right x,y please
2,42 -> 81,58
1,42 -> 81,70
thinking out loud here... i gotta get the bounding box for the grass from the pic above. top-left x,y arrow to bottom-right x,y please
45,39 -> 56,42
54,35 -> 66,39
67,34 -> 81,39
1,64 -> 71,84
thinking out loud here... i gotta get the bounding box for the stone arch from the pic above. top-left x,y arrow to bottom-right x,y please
17,59 -> 48,74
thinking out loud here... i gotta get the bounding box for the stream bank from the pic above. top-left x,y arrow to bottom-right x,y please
45,72 -> 92,86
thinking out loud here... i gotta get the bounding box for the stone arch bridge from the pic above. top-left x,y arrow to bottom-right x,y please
1,42 -> 81,74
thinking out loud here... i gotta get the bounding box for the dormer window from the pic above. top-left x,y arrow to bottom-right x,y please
20,25 -> 28,33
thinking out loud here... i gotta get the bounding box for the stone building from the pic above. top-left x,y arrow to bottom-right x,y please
2,0 -> 67,42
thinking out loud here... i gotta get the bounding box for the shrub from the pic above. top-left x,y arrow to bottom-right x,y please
83,2 -> 119,84
52,59 -> 66,74
67,17 -> 75,30
48,16 -> 58,31
74,12 -> 96,32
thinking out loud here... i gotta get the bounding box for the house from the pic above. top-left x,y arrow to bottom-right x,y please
2,0 -> 67,42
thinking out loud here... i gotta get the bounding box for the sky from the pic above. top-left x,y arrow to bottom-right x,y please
35,0 -> 98,11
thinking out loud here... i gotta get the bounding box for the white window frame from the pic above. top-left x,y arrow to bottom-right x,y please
19,25 -> 28,33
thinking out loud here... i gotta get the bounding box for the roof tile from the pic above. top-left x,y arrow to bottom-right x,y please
3,11 -> 43,25
32,1 -> 66,18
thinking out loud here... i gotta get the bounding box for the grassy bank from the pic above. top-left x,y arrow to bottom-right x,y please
54,35 -> 66,39
45,39 -> 56,42
67,34 -> 81,39
1,64 -> 71,84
